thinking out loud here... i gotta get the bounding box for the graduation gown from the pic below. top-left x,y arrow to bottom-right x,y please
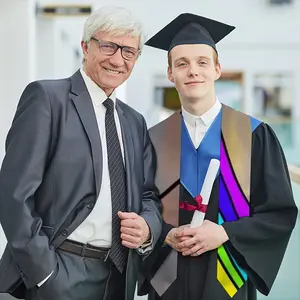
138,107 -> 298,300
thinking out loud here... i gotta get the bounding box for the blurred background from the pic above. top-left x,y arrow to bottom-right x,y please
0,0 -> 299,299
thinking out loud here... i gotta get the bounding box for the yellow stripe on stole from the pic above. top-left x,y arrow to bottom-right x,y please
217,259 -> 238,298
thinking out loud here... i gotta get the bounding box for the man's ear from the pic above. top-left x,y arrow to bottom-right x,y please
168,66 -> 174,83
81,40 -> 89,58
215,63 -> 222,81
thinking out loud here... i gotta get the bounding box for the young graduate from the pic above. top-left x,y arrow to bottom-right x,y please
138,13 -> 298,300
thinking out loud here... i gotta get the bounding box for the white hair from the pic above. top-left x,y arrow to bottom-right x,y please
82,6 -> 146,51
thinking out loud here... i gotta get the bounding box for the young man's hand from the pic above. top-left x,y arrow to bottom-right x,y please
165,225 -> 192,252
176,220 -> 229,256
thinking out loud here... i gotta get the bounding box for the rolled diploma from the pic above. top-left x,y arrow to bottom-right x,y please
190,159 -> 220,228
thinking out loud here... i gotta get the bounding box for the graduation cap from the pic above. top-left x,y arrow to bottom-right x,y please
145,13 -> 235,54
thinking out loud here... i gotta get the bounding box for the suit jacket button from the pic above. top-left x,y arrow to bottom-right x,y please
62,229 -> 68,236
86,202 -> 94,209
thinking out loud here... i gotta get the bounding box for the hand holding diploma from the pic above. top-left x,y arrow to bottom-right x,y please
177,159 -> 229,256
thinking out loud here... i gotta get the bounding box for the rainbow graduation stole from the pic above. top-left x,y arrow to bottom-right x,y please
217,105 -> 260,297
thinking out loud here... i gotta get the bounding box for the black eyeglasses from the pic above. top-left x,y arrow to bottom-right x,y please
90,37 -> 140,61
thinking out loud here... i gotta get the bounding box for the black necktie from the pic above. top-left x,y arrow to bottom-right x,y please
103,98 -> 127,273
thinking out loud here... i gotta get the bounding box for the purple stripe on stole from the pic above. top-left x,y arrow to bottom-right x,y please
220,140 -> 249,217
219,176 -> 238,222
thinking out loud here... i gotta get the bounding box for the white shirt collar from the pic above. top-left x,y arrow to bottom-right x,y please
182,98 -> 222,127
80,68 -> 116,106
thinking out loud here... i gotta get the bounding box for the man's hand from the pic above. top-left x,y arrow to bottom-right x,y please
176,220 -> 229,256
165,225 -> 192,252
118,212 -> 150,249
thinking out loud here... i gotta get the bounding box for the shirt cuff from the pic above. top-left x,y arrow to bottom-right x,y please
136,234 -> 153,255
37,270 -> 54,287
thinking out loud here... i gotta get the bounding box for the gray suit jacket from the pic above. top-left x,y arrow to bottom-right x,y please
0,70 -> 162,299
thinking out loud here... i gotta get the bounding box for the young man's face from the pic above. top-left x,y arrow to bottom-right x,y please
168,44 -> 221,102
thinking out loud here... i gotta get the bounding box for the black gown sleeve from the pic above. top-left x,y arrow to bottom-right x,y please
222,122 -> 298,295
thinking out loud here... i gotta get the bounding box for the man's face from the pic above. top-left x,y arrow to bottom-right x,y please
168,44 -> 221,102
81,31 -> 140,95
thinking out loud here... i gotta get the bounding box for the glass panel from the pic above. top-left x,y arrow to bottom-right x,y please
267,120 -> 300,166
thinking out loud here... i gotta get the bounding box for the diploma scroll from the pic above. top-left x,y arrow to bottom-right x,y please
190,159 -> 220,228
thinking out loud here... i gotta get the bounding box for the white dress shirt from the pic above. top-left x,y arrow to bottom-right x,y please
181,99 -> 222,148
68,69 -> 124,247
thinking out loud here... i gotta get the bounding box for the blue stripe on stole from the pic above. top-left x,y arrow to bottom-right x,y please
218,213 -> 224,225
180,111 -> 222,197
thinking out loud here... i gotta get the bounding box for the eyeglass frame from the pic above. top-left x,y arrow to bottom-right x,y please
90,37 -> 141,61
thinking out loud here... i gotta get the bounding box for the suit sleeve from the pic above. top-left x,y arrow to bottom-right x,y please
222,123 -> 298,295
138,116 -> 163,253
0,81 -> 57,289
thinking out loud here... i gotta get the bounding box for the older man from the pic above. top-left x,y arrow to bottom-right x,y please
0,6 -> 162,300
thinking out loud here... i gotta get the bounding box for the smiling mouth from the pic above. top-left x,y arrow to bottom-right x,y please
104,67 -> 122,74
185,81 -> 204,85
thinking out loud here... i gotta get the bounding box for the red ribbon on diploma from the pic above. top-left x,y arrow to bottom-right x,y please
179,195 -> 207,213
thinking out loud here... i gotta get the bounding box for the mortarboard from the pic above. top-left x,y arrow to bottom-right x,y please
145,13 -> 235,54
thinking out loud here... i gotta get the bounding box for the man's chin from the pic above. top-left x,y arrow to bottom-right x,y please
185,92 -> 207,102
103,78 -> 126,89
99,83 -> 119,93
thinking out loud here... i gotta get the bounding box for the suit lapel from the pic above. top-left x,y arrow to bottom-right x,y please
116,100 -> 134,212
70,70 -> 103,197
